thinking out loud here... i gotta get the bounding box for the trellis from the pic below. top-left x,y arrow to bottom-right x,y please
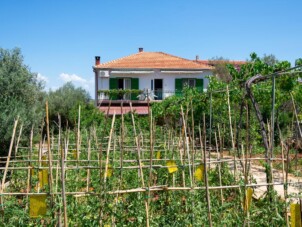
1,70 -> 302,226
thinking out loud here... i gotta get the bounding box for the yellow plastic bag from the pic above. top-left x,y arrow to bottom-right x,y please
104,164 -> 113,178
290,203 -> 302,227
166,160 -> 178,174
30,165 -> 35,176
156,151 -> 161,160
29,195 -> 47,218
73,150 -> 78,159
41,155 -> 48,167
39,169 -> 48,187
244,187 -> 253,211
194,164 -> 204,181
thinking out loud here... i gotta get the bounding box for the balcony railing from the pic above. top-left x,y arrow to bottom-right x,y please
98,89 -> 184,102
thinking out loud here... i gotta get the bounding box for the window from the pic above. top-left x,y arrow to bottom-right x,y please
109,77 -> 139,100
182,78 -> 195,88
175,78 -> 203,97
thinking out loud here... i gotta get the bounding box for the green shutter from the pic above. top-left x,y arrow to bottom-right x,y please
131,78 -> 139,100
175,79 -> 183,97
109,78 -> 118,100
195,79 -> 204,93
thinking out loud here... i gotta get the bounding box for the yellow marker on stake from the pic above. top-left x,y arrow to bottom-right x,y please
73,150 -> 77,159
29,195 -> 47,218
30,165 -> 35,176
290,203 -> 302,227
244,187 -> 253,211
105,164 -> 113,178
194,164 -> 204,181
166,160 -> 178,174
156,151 -> 161,160
39,169 -> 49,187
41,155 -> 47,167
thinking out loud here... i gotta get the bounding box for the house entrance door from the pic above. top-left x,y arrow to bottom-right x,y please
154,79 -> 163,100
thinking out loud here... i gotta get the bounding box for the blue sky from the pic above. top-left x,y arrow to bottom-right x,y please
1,0 -> 301,97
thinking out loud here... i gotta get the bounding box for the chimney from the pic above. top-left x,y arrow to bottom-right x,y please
196,55 -> 199,61
95,56 -> 101,65
138,47 -> 144,52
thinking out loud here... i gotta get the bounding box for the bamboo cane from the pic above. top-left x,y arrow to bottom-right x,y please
146,109 -> 155,226
26,126 -> 34,211
14,124 -> 23,158
203,127 -> 213,227
181,105 -> 193,187
46,101 -> 54,211
99,112 -> 116,226
226,85 -> 235,150
129,103 -> 150,227
0,118 -> 18,215
61,140 -> 68,227
86,138 -> 91,192
277,123 -> 289,226
215,132 -> 224,205
77,105 -> 81,163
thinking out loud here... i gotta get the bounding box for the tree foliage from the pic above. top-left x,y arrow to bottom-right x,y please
209,57 -> 232,83
153,52 -> 302,148
47,82 -> 104,129
0,48 -> 44,155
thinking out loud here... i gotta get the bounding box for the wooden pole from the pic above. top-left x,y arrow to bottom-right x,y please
129,103 -> 150,227
290,92 -> 302,170
181,105 -> 193,187
14,124 -> 23,158
86,138 -> 91,192
277,123 -> 289,226
209,92 -> 213,147
26,126 -> 34,211
99,112 -> 116,226
62,140 -> 68,227
77,105 -> 81,163
226,85 -> 235,150
0,118 -> 18,216
215,132 -> 224,205
203,128 -> 213,227
45,101 -> 54,210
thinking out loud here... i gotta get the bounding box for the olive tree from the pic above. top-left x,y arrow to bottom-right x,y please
47,82 -> 104,129
0,48 -> 44,156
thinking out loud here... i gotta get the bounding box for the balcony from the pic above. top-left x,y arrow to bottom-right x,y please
97,89 -> 180,104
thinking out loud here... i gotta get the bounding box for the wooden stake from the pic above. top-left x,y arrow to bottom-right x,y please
62,139 -> 68,227
14,123 -> 23,158
215,132 -> 224,205
129,103 -> 150,227
203,128 -> 213,227
0,118 -> 18,215
46,101 -> 54,211
226,85 -> 235,150
181,105 -> 193,187
86,138 -> 91,192
77,105 -> 81,163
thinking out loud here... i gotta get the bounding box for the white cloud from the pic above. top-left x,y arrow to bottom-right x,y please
59,73 -> 95,97
37,73 -> 49,82
59,73 -> 87,83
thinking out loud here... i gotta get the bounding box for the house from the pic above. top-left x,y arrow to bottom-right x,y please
93,48 -> 213,115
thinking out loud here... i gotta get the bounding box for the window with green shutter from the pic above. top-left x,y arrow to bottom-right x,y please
109,78 -> 118,100
131,78 -> 139,100
175,78 -> 183,97
195,79 -> 204,93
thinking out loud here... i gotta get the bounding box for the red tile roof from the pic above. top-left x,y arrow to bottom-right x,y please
95,52 -> 212,70
99,106 -> 149,115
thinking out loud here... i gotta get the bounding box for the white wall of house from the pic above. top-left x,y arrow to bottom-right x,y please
96,69 -> 212,100
97,74 -> 109,99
